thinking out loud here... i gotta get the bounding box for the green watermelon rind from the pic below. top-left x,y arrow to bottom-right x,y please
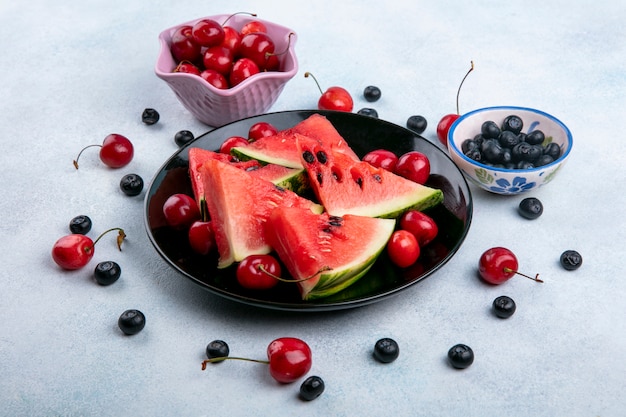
254,167 -> 310,195
231,146 -> 304,169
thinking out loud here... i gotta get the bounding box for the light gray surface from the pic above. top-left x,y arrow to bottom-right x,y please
1,1 -> 625,416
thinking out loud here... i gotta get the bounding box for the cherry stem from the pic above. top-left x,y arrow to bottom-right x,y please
265,32 -> 295,60
221,12 -> 257,26
201,356 -> 269,370
258,264 -> 332,283
455,60 -> 474,115
304,72 -> 323,95
91,227 -> 126,251
503,267 -> 543,283
73,144 -> 102,169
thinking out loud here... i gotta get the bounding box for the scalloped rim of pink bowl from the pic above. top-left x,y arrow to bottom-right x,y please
154,14 -> 298,97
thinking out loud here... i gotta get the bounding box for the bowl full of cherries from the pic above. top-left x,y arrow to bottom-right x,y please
155,13 -> 298,127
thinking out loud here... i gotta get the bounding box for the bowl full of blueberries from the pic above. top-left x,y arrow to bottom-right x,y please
447,106 -> 573,195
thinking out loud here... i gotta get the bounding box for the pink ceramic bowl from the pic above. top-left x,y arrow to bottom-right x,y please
155,14 -> 298,127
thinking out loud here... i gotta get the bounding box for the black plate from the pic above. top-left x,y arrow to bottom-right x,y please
144,110 -> 473,311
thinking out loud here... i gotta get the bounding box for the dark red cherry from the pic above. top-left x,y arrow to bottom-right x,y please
305,72 -> 353,112
200,69 -> 229,89
436,61 -> 474,145
239,32 -> 275,70
229,58 -> 260,87
170,25 -> 201,63
191,19 -> 225,47
203,46 -> 233,75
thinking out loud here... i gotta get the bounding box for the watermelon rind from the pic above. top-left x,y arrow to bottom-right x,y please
250,165 -> 309,195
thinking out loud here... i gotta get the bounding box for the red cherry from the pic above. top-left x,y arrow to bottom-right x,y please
266,337 -> 312,383
191,18 -> 225,47
236,254 -> 281,290
478,247 -> 543,285
220,136 -> 249,154
221,26 -> 242,55
162,193 -> 201,229
200,69 -> 229,89
240,20 -> 267,35
395,151 -> 430,184
362,149 -> 398,171
170,25 -> 201,63
52,228 -> 126,270
399,210 -> 439,247
437,61 -> 474,145
73,133 -> 133,169
248,121 -> 278,142
304,72 -> 353,112
188,221 -> 215,255
203,46 -> 234,75
239,32 -> 275,70
387,230 -> 420,268
174,61 -> 201,75
229,58 -> 260,87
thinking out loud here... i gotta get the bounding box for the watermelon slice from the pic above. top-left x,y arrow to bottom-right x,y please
297,139 -> 444,218
266,206 -> 396,300
199,159 -> 323,269
231,114 -> 360,169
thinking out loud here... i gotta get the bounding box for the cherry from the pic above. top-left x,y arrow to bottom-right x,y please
448,344 -> 474,369
118,309 -> 146,335
162,193 -> 201,229
399,210 -> 438,247
201,337 -> 312,384
394,151 -> 430,184
174,61 -> 201,76
203,46 -> 234,75
387,230 -> 420,268
188,221 -> 215,255
478,247 -> 542,285
69,215 -> 92,235
362,149 -> 398,171
73,133 -> 134,169
200,69 -> 229,90
221,26 -> 242,55
239,32 -> 275,70
170,25 -> 201,63
220,136 -> 249,154
248,121 -> 278,142
241,20 -> 267,35
236,254 -> 281,290
436,60 -> 474,145
304,72 -> 353,112
52,228 -> 126,270
373,338 -> 400,363
191,18 -> 225,47
229,58 -> 260,87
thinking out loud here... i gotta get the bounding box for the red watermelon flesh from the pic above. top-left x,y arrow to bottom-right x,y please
199,158 -> 323,269
266,206 -> 396,300
297,139 -> 444,218
231,114 -> 360,169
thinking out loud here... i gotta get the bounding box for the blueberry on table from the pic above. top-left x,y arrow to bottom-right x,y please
406,115 -> 427,134
94,261 -> 121,285
206,340 -> 230,361
120,173 -> 144,196
69,215 -> 92,235
373,338 -> 400,363
448,344 -> 474,369
141,108 -> 160,125
492,295 -> 516,318
299,376 -> 325,401
560,250 -> 582,270
118,309 -> 146,335
363,85 -> 381,102
518,197 -> 543,219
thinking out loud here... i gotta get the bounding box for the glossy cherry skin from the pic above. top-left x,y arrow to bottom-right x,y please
191,19 -> 225,47
399,210 -> 438,247
248,122 -> 278,142
395,151 -> 430,184
229,58 -> 260,87
362,149 -> 398,171
236,254 -> 281,290
170,25 -> 201,63
387,230 -> 420,268
52,234 -> 94,270
220,136 -> 249,154
200,69 -> 229,89
318,86 -> 353,112
221,26 -> 242,55
436,113 -> 459,146
174,61 -> 201,76
239,32 -> 275,70
100,134 -> 134,168
188,221 -> 215,255
267,337 -> 312,383
162,193 -> 201,229
478,247 -> 518,284
241,20 -> 267,35
203,46 -> 233,75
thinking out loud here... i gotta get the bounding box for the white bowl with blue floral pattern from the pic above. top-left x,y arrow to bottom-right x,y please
447,106 -> 573,195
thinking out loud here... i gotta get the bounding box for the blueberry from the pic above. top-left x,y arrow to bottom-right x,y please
544,142 -> 561,160
535,154 -> 555,167
516,160 -> 535,169
141,108 -> 160,125
357,107 -> 378,118
406,115 -> 427,134
206,340 -> 230,361
448,344 -> 474,369
94,261 -> 121,285
560,250 -> 582,270
518,197 -> 543,219
373,338 -> 400,363
481,120 -> 501,139
69,215 -> 92,235
511,142 -> 533,162
175,130 -> 195,147
299,376 -> 325,401
461,139 -> 479,154
528,145 -> 544,162
120,173 -> 144,196
363,85 -> 381,102
118,309 -> 146,335
465,149 -> 483,162
502,115 -> 523,134
526,129 -> 546,145
498,130 -> 520,149
482,139 -> 506,164
492,295 -> 516,318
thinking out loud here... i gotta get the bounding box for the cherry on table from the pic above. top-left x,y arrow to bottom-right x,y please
478,246 -> 542,285
304,72 -> 353,112
436,60 -> 474,145
73,133 -> 134,170
52,228 -> 126,270
69,215 -> 92,235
